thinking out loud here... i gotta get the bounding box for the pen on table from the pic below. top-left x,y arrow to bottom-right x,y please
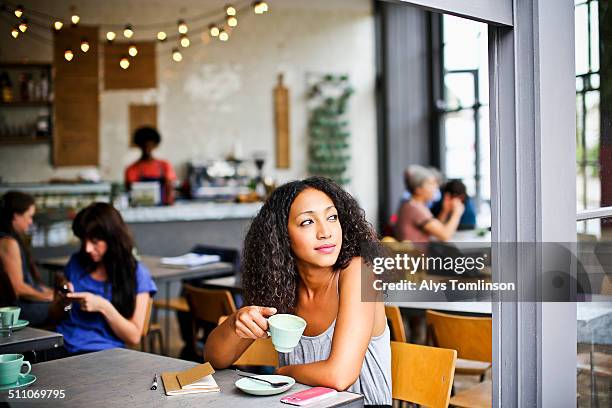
150,374 -> 158,390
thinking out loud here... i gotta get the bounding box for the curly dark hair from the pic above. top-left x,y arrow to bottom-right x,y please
242,177 -> 381,313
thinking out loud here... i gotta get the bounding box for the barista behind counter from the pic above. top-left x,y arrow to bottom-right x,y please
125,127 -> 177,205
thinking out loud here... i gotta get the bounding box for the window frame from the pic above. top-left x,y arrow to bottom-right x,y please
389,0 -> 577,406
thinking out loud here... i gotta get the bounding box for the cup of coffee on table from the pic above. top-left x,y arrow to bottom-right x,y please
0,354 -> 31,386
266,314 -> 307,353
0,306 -> 20,328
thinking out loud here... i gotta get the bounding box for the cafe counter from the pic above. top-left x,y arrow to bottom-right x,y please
120,202 -> 262,256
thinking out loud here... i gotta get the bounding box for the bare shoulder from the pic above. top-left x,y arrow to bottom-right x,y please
338,257 -> 364,286
0,236 -> 19,255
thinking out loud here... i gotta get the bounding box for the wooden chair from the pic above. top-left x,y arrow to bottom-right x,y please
141,297 -> 164,354
385,305 -> 407,343
218,316 -> 279,367
184,284 -> 237,357
391,341 -> 457,408
425,310 -> 492,408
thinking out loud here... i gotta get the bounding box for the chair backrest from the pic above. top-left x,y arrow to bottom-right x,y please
184,284 -> 237,325
142,296 -> 154,337
391,341 -> 456,408
385,305 -> 407,343
218,315 -> 279,367
426,310 -> 492,363
601,274 -> 612,295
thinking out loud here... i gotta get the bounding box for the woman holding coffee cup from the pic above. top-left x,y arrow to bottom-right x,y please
56,203 -> 156,354
205,177 -> 391,406
0,191 -> 59,326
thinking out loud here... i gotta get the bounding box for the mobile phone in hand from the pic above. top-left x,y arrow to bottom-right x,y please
60,284 -> 73,311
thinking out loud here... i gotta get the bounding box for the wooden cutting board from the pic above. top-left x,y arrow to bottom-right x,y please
274,74 -> 290,168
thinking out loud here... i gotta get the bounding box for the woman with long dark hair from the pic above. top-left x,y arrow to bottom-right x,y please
205,177 -> 392,406
0,191 -> 56,326
57,202 -> 156,353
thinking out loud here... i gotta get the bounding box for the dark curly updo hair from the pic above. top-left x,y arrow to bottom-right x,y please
242,177 -> 381,313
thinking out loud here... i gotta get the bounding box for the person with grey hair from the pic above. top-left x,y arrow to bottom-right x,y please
395,165 -> 464,242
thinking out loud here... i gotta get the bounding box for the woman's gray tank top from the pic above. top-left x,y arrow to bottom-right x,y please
278,320 -> 392,405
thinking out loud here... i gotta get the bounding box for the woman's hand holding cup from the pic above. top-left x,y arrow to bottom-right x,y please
232,306 -> 277,339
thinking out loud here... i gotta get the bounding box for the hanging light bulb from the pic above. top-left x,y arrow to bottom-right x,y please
123,25 -> 134,39
209,24 -> 220,37
226,16 -> 238,27
119,56 -> 130,69
225,4 -> 236,16
64,49 -> 74,61
18,20 -> 27,33
14,5 -> 23,18
172,48 -> 182,62
54,21 -> 63,31
80,39 -> 90,52
157,31 -> 167,41
128,44 -> 138,57
11,27 -> 19,39
70,6 -> 80,25
180,34 -> 190,48
253,1 -> 268,14
219,29 -> 229,42
106,31 -> 116,42
177,20 -> 188,34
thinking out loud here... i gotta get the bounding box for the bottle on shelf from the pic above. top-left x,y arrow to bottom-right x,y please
0,71 -> 13,102
36,109 -> 50,137
39,71 -> 49,101
19,73 -> 28,101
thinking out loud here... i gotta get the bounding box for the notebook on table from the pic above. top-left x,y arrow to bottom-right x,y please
160,253 -> 221,268
162,362 -> 220,396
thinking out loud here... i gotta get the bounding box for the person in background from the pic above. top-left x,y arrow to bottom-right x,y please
0,191 -> 60,326
430,179 -> 477,230
125,126 -> 177,205
57,203 -> 156,354
205,177 -> 391,406
395,165 -> 464,242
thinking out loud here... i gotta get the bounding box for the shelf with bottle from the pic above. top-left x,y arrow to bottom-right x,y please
0,63 -> 53,145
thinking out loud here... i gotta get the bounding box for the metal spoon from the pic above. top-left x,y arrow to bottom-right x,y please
235,370 -> 290,387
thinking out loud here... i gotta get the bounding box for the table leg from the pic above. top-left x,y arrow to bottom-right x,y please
165,281 -> 170,356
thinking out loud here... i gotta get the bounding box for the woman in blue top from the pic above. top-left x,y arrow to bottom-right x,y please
57,203 -> 156,354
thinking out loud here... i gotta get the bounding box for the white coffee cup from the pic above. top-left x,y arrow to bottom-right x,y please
266,314 -> 307,353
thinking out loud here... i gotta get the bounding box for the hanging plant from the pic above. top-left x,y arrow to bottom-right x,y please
307,74 -> 353,185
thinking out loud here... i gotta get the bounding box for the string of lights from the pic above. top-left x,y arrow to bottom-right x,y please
1,1 -> 269,68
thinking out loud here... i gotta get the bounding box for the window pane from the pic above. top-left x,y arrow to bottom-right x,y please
576,217 -> 612,408
444,110 -> 475,183
590,0 -> 600,72
444,72 -> 475,109
443,15 -> 486,71
575,4 -> 589,75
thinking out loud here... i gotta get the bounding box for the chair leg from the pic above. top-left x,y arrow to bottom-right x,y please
480,373 -> 486,382
157,330 -> 165,356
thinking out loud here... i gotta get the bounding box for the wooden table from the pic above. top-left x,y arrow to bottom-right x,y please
0,327 -> 63,360
0,348 -> 363,407
38,255 -> 234,355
